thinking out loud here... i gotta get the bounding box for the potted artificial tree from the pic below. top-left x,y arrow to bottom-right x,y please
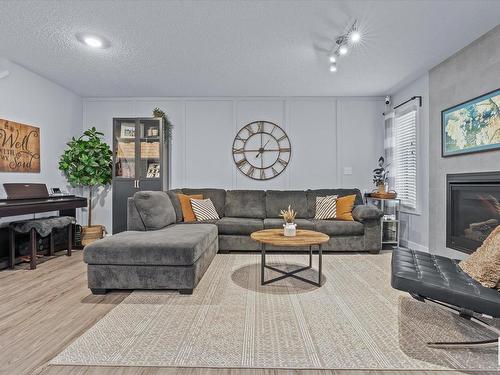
59,127 -> 112,245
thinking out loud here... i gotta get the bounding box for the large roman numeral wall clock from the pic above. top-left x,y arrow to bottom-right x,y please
232,121 -> 291,180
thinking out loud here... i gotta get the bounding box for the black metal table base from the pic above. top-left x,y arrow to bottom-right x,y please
261,244 -> 323,287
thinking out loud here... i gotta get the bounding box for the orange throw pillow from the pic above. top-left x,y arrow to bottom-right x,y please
335,194 -> 356,221
177,194 -> 203,222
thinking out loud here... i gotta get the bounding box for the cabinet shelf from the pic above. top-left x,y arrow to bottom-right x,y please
140,137 -> 160,141
116,137 -> 135,141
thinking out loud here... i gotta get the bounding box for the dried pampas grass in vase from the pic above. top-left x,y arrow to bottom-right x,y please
280,205 -> 297,236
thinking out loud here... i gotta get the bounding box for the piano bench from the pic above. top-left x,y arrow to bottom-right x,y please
9,216 -> 75,270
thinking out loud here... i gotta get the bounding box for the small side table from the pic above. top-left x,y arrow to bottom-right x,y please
365,197 -> 401,248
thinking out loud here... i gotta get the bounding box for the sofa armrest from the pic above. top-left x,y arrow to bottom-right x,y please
127,197 -> 146,231
352,205 -> 383,222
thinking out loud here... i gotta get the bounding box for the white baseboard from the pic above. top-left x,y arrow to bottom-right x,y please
400,239 -> 429,253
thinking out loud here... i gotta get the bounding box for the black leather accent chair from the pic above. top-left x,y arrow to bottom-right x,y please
391,247 -> 500,349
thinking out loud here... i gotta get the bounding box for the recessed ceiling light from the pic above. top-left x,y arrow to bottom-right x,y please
339,46 -> 348,55
329,63 -> 337,72
84,36 -> 103,48
76,33 -> 109,49
328,54 -> 336,63
350,31 -> 361,43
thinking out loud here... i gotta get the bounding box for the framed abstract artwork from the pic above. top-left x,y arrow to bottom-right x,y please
442,88 -> 500,157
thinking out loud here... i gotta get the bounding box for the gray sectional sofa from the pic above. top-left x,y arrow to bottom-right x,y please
83,188 -> 382,295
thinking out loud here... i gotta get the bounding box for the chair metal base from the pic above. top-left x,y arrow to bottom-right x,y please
410,294 -> 499,349
261,244 -> 323,287
427,338 -> 498,349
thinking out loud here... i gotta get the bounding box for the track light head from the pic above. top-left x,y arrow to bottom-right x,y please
350,31 -> 361,43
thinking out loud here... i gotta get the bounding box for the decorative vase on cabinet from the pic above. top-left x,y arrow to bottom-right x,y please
112,117 -> 170,234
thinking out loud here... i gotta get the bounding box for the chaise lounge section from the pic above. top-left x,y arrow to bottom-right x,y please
84,191 -> 218,295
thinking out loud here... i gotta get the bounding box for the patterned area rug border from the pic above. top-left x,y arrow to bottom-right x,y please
51,253 -> 498,370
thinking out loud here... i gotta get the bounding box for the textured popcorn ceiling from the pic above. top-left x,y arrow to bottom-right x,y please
1,0 -> 500,97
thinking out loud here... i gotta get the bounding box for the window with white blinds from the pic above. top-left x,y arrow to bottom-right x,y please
394,109 -> 417,210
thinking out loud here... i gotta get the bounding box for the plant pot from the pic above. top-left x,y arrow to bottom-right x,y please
283,223 -> 297,237
377,183 -> 387,194
82,225 -> 105,246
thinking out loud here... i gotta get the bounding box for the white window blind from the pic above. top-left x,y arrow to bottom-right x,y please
394,109 -> 417,210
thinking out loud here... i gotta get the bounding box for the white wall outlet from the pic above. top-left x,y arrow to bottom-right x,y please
343,166 -> 353,175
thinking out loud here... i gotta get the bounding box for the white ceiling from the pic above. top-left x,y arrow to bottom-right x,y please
1,0 -> 499,97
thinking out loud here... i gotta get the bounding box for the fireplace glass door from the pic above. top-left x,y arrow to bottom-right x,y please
448,183 -> 500,253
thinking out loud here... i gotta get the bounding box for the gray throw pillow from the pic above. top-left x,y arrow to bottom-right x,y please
133,191 -> 176,230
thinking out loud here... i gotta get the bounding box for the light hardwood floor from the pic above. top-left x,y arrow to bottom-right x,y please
0,251 -> 490,375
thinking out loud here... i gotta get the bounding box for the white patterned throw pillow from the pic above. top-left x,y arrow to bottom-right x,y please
191,198 -> 220,221
314,195 -> 338,220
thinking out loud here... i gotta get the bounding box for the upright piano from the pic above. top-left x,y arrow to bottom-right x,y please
0,183 -> 87,269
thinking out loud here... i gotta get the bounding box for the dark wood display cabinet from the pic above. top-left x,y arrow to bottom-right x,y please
112,117 -> 170,233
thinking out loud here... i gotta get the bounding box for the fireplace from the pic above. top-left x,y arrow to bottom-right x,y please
447,172 -> 500,253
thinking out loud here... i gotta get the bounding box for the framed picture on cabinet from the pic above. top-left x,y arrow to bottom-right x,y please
146,162 -> 160,178
120,124 -> 135,139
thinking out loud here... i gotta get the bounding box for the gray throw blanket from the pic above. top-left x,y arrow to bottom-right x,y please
10,216 -> 75,237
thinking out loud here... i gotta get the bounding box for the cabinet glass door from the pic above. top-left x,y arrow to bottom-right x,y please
139,119 -> 161,180
114,120 -> 137,179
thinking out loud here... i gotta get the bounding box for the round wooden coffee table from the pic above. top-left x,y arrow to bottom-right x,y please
250,229 -> 329,287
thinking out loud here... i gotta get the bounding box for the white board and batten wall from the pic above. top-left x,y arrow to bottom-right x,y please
84,97 -> 384,233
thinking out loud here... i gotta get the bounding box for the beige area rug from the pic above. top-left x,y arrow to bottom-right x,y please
51,253 -> 499,370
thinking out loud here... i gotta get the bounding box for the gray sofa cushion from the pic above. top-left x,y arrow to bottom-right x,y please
133,191 -> 176,230
224,190 -> 266,219
166,189 -> 183,222
219,235 -> 263,251
352,205 -> 383,222
84,223 -> 217,266
182,188 -> 226,217
312,219 -> 364,236
266,190 -> 308,218
264,218 -> 315,230
216,217 -> 263,235
306,189 -> 364,218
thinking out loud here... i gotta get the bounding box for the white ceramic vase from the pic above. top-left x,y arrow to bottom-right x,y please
283,223 -> 297,237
